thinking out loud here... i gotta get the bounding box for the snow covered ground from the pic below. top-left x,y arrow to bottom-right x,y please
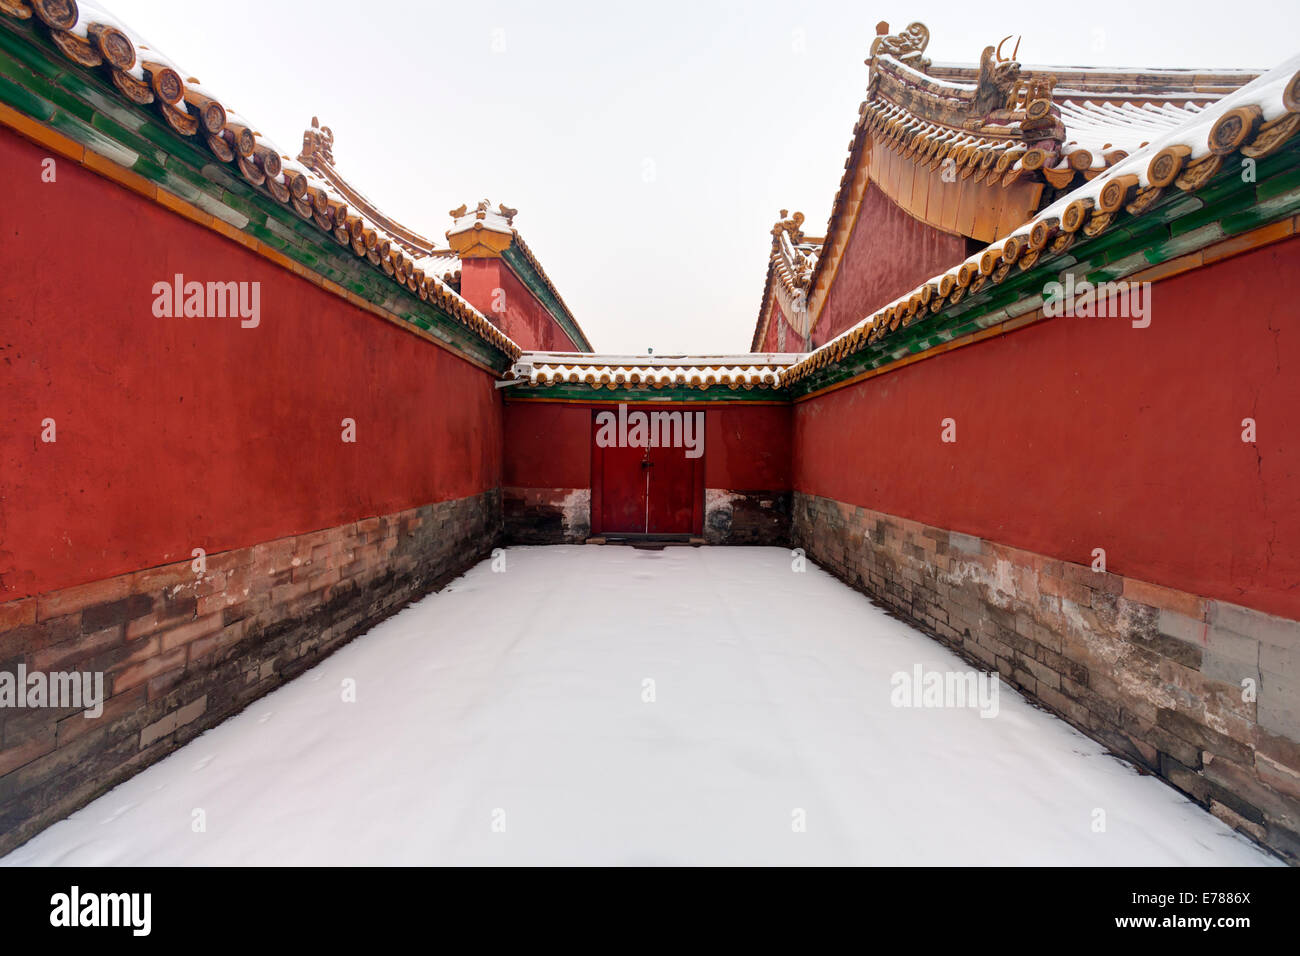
2,546 -> 1278,866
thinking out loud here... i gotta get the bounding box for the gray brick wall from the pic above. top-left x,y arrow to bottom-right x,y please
0,489 -> 502,855
793,491 -> 1300,863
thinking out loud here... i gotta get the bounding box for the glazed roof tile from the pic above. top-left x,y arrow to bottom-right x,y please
513,353 -> 799,390
6,0 -> 520,359
782,52 -> 1300,387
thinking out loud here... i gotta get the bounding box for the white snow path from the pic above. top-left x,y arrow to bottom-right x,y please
2,546 -> 1278,866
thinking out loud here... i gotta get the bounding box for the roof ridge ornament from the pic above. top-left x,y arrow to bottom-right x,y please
296,118 -> 446,257
447,199 -> 517,258
771,209 -> 806,244
971,44 -> 1024,119
865,26 -> 1065,155
869,21 -> 931,72
299,116 -> 334,167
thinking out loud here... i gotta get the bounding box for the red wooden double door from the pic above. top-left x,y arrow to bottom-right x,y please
590,409 -> 704,536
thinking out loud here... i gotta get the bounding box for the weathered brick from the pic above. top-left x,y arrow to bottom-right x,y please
158,614 -> 223,652
1062,562 -> 1118,593
0,599 -> 36,632
0,724 -> 56,775
1127,626 -> 1203,670
2,613 -> 76,664
204,547 -> 255,574
1023,620 -> 1059,655
139,695 -> 208,748
145,666 -> 188,702
1202,626 -> 1260,686
196,589 -> 242,618
1159,751 -> 1207,802
1258,668 -> 1300,741
126,594 -> 198,640
36,575 -> 130,622
1210,799 -> 1267,840
308,567 -> 341,592
270,578 -> 313,607
1210,601 -> 1300,651
130,561 -> 199,596
223,592 -> 269,628
1124,577 -> 1206,619
1040,575 -> 1090,606
1018,652 -> 1061,691
1155,606 -> 1203,640
55,686 -> 146,747
1261,640 -> 1300,677
111,647 -> 187,693
193,570 -> 229,599
81,594 -> 154,633
30,624 -> 125,672
1156,708 -> 1254,765
189,621 -> 248,664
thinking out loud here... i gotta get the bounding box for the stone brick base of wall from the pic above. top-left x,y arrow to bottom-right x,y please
504,487 -> 591,544
0,489 -> 502,855
504,487 -> 789,546
704,489 -> 790,545
793,491 -> 1300,863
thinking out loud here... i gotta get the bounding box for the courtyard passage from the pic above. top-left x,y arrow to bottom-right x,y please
2,547 -> 1277,865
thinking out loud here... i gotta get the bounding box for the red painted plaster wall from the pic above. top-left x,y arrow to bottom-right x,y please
758,294 -> 795,353
460,258 -> 579,352
704,405 -> 791,490
503,402 -> 592,488
811,183 -> 968,347
794,237 -> 1300,619
0,126 -> 502,602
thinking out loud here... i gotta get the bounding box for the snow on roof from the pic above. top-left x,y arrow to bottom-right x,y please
411,250 -> 462,284
796,22 -> 1300,360
749,212 -> 821,350
929,60 -> 1261,89
514,352 -> 799,390
1055,99 -> 1207,164
1026,53 -> 1300,220
864,52 -> 1226,184
11,0 -> 517,360
783,53 -> 1300,388
447,201 -> 516,240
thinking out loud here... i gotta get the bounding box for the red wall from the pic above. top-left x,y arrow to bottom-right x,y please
795,237 -> 1300,619
812,183 -> 968,347
460,259 -> 579,352
758,294 -> 794,353
704,405 -> 791,490
503,402 -> 591,487
0,126 -> 502,602
503,401 -> 791,491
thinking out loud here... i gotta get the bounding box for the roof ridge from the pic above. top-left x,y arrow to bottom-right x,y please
782,53 -> 1300,388
296,118 -> 450,260
4,0 -> 518,360
797,21 -> 1297,340
750,210 -> 821,350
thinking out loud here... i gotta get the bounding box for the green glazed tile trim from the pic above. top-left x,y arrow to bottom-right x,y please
1256,164 -> 1300,202
0,18 -> 514,372
507,384 -> 786,402
789,150 -> 1300,397
501,244 -> 594,352
88,110 -> 166,166
0,70 -> 53,121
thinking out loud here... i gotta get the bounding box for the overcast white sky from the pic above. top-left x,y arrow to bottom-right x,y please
106,0 -> 1300,353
